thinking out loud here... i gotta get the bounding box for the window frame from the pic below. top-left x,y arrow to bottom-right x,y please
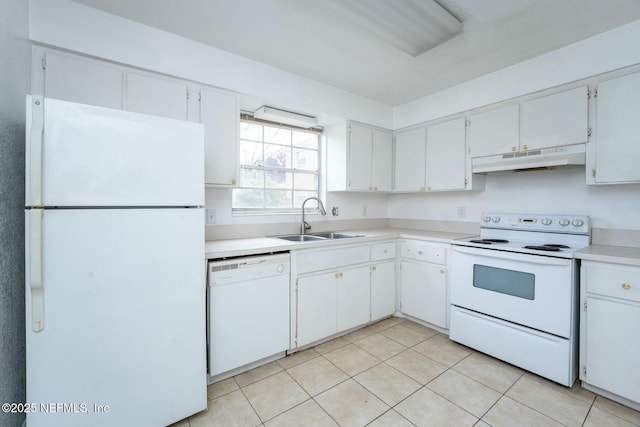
232,116 -> 323,215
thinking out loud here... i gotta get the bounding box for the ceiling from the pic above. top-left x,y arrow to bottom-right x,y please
72,0 -> 640,106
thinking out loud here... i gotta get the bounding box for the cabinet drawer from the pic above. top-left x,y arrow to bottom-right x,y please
371,241 -> 396,261
400,240 -> 446,265
296,245 -> 369,275
584,262 -> 640,303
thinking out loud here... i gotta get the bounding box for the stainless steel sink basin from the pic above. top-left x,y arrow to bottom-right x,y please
272,232 -> 362,242
275,234 -> 326,242
310,232 -> 362,239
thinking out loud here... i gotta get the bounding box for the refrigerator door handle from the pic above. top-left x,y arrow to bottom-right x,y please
29,209 -> 45,332
28,95 -> 44,207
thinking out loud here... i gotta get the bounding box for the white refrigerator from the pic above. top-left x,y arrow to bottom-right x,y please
25,95 -> 207,427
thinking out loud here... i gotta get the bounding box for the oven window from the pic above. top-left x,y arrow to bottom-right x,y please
473,265 -> 535,300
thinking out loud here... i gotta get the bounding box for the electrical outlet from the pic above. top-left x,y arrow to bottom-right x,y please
206,209 -> 217,225
331,206 -> 340,216
457,206 -> 466,218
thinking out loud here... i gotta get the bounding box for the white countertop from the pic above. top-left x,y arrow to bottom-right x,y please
575,245 -> 640,267
205,228 -> 475,259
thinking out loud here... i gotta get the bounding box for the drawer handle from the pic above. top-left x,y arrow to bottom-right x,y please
418,251 -> 423,255
622,282 -> 631,290
372,266 -> 377,271
440,269 -> 445,274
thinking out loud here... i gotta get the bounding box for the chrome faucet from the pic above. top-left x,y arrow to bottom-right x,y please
300,197 -> 326,234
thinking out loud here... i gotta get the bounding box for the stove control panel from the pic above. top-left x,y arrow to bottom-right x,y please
481,213 -> 590,234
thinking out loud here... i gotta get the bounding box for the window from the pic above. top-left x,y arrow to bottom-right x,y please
233,119 -> 321,213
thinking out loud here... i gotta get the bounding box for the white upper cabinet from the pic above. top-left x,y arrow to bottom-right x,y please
394,127 -> 426,192
426,117 -> 467,191
199,87 -> 239,186
589,71 -> 640,184
469,104 -> 519,157
520,85 -> 588,150
348,123 -> 374,191
125,72 -> 188,121
469,86 -> 588,158
327,121 -> 392,192
43,52 -> 123,110
371,129 -> 393,192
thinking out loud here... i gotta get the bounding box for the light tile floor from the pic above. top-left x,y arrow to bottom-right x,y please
172,317 -> 640,427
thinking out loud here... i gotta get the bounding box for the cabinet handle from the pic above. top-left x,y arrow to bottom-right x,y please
419,186 -> 425,191
369,186 -> 373,191
523,144 -> 529,150
512,146 -> 517,152
383,250 -> 387,254
231,178 -> 237,185
374,187 -> 378,191
427,186 -> 432,191
372,266 -> 377,271
418,251 -> 423,255
440,269 -> 445,274
622,282 -> 631,290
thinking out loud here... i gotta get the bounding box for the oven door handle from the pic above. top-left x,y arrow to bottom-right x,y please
452,246 -> 571,267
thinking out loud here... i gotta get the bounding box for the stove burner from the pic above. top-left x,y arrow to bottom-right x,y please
469,239 -> 509,244
523,245 -> 562,252
542,244 -> 570,249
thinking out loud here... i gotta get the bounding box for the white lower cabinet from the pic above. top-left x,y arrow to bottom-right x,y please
399,240 -> 448,329
337,266 -> 372,331
296,265 -> 371,348
296,271 -> 338,347
580,260 -> 640,408
371,241 -> 397,321
371,261 -> 396,321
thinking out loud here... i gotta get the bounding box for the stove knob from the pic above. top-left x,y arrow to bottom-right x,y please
541,218 -> 552,226
482,215 -> 492,223
559,218 -> 570,227
572,219 -> 584,227
492,216 -> 501,223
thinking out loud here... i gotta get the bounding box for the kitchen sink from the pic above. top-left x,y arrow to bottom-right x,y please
310,232 -> 362,239
275,234 -> 326,242
273,232 -> 362,242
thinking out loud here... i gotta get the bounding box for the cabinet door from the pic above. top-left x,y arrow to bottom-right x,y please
585,297 -> 640,403
337,266 -> 371,331
371,261 -> 396,321
371,129 -> 393,192
125,72 -> 188,120
400,260 -> 447,328
469,104 -> 519,157
200,88 -> 239,186
296,273 -> 337,347
594,72 -> 640,184
44,52 -> 123,110
348,123 -> 373,191
394,128 -> 426,192
520,86 -> 588,150
426,118 -> 466,191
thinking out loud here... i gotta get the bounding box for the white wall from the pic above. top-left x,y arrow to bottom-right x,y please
29,0 -> 393,129
390,19 -> 640,231
388,167 -> 640,230
394,19 -> 640,129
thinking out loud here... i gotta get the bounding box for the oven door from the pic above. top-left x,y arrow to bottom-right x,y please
450,245 -> 575,338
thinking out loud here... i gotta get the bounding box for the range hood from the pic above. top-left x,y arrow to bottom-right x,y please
472,144 -> 585,173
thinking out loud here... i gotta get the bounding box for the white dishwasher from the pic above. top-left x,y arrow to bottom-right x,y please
208,252 -> 290,379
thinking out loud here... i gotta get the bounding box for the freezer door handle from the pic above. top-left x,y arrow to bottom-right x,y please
27,95 -> 44,207
29,209 -> 44,332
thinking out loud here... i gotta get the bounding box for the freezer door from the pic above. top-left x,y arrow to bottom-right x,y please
26,95 -> 204,207
25,208 -> 206,427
